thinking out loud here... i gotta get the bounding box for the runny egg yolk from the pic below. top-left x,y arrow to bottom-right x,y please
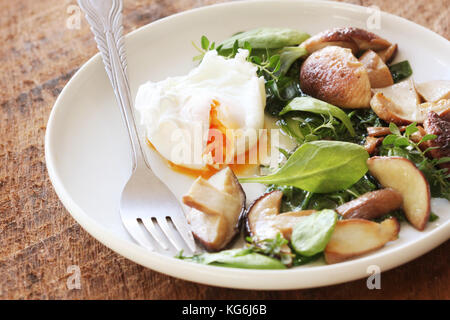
205,99 -> 228,165
147,99 -> 261,179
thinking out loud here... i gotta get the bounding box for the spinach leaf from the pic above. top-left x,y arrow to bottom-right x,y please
268,174 -> 378,213
219,27 -> 310,50
293,252 -> 322,266
277,46 -> 308,75
280,97 -> 356,136
177,248 -> 286,269
240,141 -> 369,193
265,72 -> 303,116
291,210 -> 337,256
389,60 -> 413,83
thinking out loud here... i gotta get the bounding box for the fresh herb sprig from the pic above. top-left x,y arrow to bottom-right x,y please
380,122 -> 450,200
193,35 -> 282,80
245,233 -> 293,266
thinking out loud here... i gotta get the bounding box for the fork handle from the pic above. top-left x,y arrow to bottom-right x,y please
78,0 -> 146,171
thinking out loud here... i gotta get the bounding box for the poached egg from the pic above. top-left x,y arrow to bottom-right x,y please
135,49 -> 266,171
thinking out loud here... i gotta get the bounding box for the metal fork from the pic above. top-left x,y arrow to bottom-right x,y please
78,0 -> 196,253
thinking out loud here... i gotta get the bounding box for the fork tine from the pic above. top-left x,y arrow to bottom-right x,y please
141,218 -> 170,250
156,217 -> 183,252
122,218 -> 155,251
170,216 -> 197,253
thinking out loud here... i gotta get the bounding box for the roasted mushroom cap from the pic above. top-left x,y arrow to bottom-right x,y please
324,218 -> 400,264
182,167 -> 245,251
300,27 -> 392,55
359,50 -> 394,88
370,79 -> 423,124
300,46 -> 371,109
367,157 -> 431,231
336,188 -> 403,220
245,190 -> 314,241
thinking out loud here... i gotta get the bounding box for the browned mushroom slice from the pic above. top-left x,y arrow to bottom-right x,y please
364,136 -> 383,155
423,111 -> 450,171
324,218 -> 400,264
377,43 -> 398,64
419,99 -> 450,119
300,46 -> 371,109
370,79 -> 423,124
367,157 -> 431,231
245,190 -> 314,241
359,50 -> 394,88
300,27 -> 391,55
182,167 -> 245,251
367,126 -> 406,137
336,188 -> 403,220
416,80 -> 450,102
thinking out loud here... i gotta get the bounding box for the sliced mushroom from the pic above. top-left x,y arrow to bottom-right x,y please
367,157 -> 431,230
377,43 -> 398,64
359,50 -> 394,88
336,188 -> 403,220
416,80 -> 450,102
324,218 -> 400,264
182,167 -> 245,251
245,190 -> 314,241
370,79 -> 423,124
423,111 -> 450,171
364,136 -> 383,154
419,99 -> 450,120
367,126 -> 406,137
300,46 -> 371,109
300,27 -> 391,55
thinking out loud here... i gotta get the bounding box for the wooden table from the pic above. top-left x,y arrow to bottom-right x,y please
0,0 -> 449,299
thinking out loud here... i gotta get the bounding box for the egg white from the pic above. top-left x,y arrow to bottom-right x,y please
134,49 -> 266,170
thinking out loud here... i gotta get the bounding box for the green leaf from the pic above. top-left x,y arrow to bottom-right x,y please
279,96 -> 356,136
239,141 -> 369,193
429,212 -> 439,222
291,210 -> 337,256
279,117 -> 304,142
382,134 -> 398,145
389,60 -> 413,83
394,136 -> 410,147
251,56 -> 262,65
201,35 -> 210,50
268,55 -> 281,69
179,249 -> 286,269
231,39 -> 239,57
389,122 -> 401,135
293,253 -> 322,266
436,157 -> 450,165
276,46 -> 308,75
219,27 -> 310,50
305,134 -> 319,142
419,134 -> 437,144
405,122 -> 418,136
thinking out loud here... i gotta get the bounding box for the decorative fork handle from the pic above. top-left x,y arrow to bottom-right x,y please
78,0 -> 146,170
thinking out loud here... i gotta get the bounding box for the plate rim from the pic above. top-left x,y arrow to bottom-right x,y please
45,0 -> 450,290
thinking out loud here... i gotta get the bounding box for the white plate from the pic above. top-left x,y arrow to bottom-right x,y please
45,0 -> 450,289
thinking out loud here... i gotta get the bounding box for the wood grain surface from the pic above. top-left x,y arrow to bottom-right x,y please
0,0 -> 449,300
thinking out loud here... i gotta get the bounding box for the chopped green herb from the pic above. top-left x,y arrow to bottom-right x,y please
389,60 -> 413,83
